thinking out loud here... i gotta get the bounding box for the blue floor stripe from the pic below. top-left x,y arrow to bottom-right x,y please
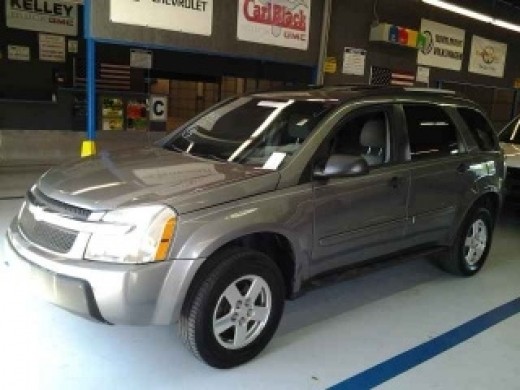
329,297 -> 520,389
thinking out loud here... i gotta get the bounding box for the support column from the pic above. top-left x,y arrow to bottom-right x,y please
81,0 -> 97,157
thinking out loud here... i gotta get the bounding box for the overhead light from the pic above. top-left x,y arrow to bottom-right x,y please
422,0 -> 493,23
422,0 -> 520,33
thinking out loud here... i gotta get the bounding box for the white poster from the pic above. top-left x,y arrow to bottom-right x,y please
8,45 -> 30,61
468,35 -> 507,78
130,49 -> 153,69
39,34 -> 66,63
342,47 -> 366,76
6,0 -> 78,36
110,0 -> 212,36
237,0 -> 311,51
418,19 -> 465,71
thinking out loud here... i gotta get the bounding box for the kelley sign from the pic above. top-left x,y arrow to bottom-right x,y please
6,0 -> 78,36
237,0 -> 312,51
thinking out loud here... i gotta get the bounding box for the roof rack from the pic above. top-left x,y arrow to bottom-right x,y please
403,87 -> 456,94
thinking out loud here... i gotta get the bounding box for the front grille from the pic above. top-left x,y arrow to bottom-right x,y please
19,205 -> 78,253
28,188 -> 91,221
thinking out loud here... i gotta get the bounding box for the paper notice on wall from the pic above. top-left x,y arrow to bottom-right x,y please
342,47 -> 366,76
130,49 -> 153,69
416,66 -> 430,84
8,45 -> 30,61
39,34 -> 66,62
68,39 -> 78,53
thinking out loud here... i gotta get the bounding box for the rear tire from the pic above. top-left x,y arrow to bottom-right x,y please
179,248 -> 285,368
436,207 -> 494,276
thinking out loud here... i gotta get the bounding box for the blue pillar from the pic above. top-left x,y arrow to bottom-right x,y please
82,0 -> 96,156
86,37 -> 96,141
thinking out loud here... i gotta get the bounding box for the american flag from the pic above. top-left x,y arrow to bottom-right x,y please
75,61 -> 131,91
370,66 -> 415,87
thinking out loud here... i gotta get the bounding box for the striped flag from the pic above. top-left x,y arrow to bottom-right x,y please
75,61 -> 131,91
370,66 -> 415,87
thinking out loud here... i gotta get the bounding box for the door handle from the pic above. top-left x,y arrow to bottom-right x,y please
457,163 -> 468,173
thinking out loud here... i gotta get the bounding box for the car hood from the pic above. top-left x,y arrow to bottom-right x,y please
501,142 -> 520,169
36,148 -> 279,214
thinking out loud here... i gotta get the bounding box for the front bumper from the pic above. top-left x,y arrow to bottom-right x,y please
3,219 -> 204,325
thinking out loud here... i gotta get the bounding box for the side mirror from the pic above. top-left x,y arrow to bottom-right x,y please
313,154 -> 369,179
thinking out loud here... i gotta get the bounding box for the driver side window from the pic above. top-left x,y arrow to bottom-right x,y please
331,111 -> 390,167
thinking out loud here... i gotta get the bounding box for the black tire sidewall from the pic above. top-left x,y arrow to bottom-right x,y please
192,251 -> 285,368
455,207 -> 494,276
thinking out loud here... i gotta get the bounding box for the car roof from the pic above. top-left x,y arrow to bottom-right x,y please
250,85 -> 481,109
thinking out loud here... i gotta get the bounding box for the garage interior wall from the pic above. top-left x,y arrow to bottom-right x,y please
324,0 -> 520,127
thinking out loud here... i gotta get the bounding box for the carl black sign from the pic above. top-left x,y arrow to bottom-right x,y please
6,0 -> 78,36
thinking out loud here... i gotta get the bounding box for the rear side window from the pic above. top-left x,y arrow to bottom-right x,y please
403,104 -> 461,161
457,108 -> 498,151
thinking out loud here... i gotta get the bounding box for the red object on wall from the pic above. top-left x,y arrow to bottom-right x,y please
398,27 -> 408,45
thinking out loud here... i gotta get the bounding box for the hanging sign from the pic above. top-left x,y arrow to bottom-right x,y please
110,0 -> 213,36
468,35 -> 507,78
237,0 -> 312,51
417,19 -> 465,71
6,0 -> 78,36
39,33 -> 66,62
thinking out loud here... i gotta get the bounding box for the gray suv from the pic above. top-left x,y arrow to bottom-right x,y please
4,86 -> 505,368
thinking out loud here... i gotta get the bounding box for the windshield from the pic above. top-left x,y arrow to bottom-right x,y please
164,97 -> 337,168
500,114 -> 520,144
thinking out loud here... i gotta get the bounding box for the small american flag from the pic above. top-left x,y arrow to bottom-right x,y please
370,66 -> 415,87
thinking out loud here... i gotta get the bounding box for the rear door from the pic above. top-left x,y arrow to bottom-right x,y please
400,103 -> 474,246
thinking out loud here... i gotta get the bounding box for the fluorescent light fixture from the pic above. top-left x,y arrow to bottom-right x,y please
422,0 -> 520,33
422,0 -> 493,23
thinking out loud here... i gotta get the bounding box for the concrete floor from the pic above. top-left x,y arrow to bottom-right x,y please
0,196 -> 519,390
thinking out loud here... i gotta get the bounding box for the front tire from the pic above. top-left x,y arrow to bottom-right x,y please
179,248 -> 285,368
437,207 -> 494,276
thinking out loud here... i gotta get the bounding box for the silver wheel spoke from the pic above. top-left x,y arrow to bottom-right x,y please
233,323 -> 248,347
251,306 -> 269,322
246,278 -> 264,301
214,313 -> 235,335
223,283 -> 243,307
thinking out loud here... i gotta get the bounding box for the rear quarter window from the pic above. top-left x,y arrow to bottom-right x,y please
457,108 -> 498,151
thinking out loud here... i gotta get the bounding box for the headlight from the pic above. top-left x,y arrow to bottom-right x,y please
85,205 -> 176,264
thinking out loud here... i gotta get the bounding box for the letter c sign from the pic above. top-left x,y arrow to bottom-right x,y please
150,95 -> 168,122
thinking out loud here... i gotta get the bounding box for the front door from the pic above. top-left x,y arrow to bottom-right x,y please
311,107 -> 410,276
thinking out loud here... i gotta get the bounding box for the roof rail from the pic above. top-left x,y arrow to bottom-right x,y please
403,87 -> 456,94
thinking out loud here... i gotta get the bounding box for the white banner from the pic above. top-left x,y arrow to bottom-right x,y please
418,19 -> 465,71
237,0 -> 311,51
6,0 -> 78,36
39,34 -> 66,62
110,0 -> 212,36
468,35 -> 507,78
